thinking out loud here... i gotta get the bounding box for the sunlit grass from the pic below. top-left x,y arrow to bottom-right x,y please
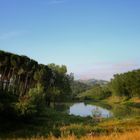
1,117 -> 140,139
4,130 -> 140,140
1,109 -> 140,139
3,118 -> 140,139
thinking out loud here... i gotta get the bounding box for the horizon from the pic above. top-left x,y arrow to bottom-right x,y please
0,0 -> 140,80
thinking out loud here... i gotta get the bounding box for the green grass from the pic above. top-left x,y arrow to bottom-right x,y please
123,101 -> 140,108
1,106 -> 140,139
0,108 -> 93,138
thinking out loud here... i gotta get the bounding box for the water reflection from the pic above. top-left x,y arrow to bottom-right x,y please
69,103 -> 112,118
52,102 -> 140,119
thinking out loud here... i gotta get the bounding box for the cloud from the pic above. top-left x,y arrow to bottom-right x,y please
111,61 -> 139,73
74,61 -> 140,81
48,0 -> 66,5
0,30 -> 28,40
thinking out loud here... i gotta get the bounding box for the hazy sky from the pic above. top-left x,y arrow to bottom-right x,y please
0,0 -> 140,80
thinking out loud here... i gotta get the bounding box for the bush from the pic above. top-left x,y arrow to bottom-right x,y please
15,84 -> 45,117
0,90 -> 18,117
78,85 -> 111,101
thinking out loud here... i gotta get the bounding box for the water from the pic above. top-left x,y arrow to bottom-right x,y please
69,102 -> 112,118
53,102 -> 140,118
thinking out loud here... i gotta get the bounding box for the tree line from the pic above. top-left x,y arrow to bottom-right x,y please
78,70 -> 140,101
110,69 -> 140,98
0,50 -> 73,117
1,50 -> 140,117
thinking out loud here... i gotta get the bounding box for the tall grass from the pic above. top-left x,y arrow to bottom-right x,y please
4,130 -> 140,140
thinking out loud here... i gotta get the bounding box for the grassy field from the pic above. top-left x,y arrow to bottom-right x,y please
1,130 -> 140,140
3,130 -> 140,140
1,99 -> 140,139
1,107 -> 140,139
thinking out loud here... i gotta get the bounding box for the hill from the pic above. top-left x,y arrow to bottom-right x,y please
78,79 -> 108,86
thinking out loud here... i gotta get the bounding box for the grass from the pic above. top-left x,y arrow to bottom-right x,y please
0,108 -> 93,138
123,101 -> 140,108
1,102 -> 140,139
48,130 -> 140,140
122,97 -> 140,108
3,130 -> 140,140
1,110 -> 140,139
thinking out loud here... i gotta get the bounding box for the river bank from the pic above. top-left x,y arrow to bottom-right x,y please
1,106 -> 140,139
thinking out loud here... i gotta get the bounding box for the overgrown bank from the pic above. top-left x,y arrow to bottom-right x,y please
1,106 -> 140,139
0,50 -> 73,118
1,50 -> 140,139
77,69 -> 140,106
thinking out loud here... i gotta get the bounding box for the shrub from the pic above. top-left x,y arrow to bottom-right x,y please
15,84 -> 45,117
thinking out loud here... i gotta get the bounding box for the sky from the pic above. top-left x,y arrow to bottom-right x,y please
0,0 -> 140,80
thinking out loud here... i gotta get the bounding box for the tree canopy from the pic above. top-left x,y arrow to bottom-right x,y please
0,50 -> 73,117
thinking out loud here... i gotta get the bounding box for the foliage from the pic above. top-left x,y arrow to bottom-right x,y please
71,81 -> 90,99
1,108 -> 140,139
48,63 -> 73,102
78,85 -> 111,100
1,50 -> 140,139
15,84 -> 45,116
110,70 -> 140,98
0,90 -> 18,117
79,69 -> 140,101
0,50 -> 73,117
2,130 -> 140,140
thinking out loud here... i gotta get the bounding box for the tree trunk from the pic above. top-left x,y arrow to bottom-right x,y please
1,67 -> 7,91
46,97 -> 51,107
7,68 -> 12,92
24,74 -> 29,95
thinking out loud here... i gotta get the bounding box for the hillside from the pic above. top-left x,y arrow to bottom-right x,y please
77,84 -> 111,100
79,79 -> 108,86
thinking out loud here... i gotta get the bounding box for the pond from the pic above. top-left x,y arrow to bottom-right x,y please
69,102 -> 112,118
53,101 -> 140,118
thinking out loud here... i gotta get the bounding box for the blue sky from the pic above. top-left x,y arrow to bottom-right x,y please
0,0 -> 140,80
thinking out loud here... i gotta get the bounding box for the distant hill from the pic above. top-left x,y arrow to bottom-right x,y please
71,81 -> 91,99
78,79 -> 108,86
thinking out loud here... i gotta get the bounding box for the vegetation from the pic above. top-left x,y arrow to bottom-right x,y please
71,81 -> 90,100
1,111 -> 140,139
79,79 -> 108,87
78,69 -> 140,104
78,84 -> 111,101
109,70 -> 140,98
1,50 -> 140,139
0,50 -> 73,117
6,130 -> 140,140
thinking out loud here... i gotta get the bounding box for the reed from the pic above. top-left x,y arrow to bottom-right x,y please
4,130 -> 140,140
